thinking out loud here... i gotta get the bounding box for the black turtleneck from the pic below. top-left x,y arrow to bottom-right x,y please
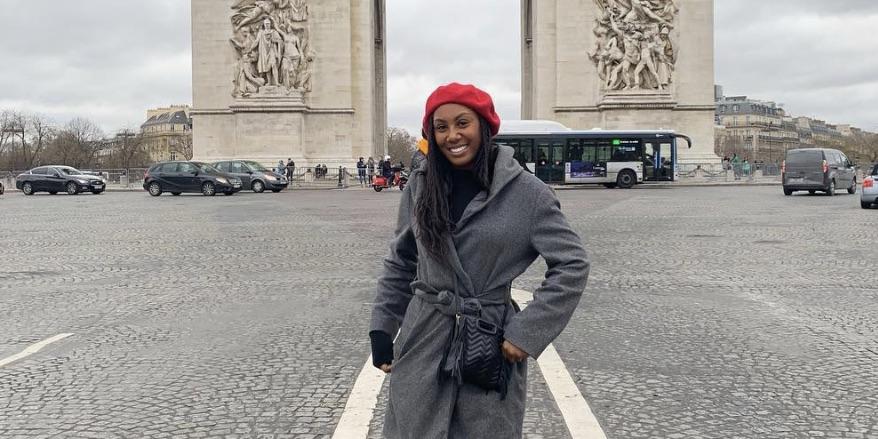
449,168 -> 483,224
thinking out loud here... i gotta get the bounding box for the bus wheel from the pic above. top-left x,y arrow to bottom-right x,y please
616,170 -> 636,189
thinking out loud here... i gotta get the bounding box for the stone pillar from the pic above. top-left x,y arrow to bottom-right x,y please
191,0 -> 386,168
523,0 -> 719,165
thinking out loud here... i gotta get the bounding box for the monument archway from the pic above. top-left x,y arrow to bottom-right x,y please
191,0 -> 717,167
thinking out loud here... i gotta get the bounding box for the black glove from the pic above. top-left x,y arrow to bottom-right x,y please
369,330 -> 394,368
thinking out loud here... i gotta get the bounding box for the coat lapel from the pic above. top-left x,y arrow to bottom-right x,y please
444,233 -> 475,296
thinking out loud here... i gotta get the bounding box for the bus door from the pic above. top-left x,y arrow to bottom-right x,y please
536,140 -> 565,183
644,141 -> 674,181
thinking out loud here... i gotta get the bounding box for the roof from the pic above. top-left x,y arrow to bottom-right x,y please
141,110 -> 191,129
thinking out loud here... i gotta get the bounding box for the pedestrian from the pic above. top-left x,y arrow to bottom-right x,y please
730,153 -> 742,180
277,159 -> 285,175
743,159 -> 752,179
369,82 -> 589,438
286,158 -> 295,180
367,156 -> 375,185
356,157 -> 367,187
381,155 -> 393,186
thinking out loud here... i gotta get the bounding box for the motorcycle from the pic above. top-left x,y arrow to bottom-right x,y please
372,169 -> 409,192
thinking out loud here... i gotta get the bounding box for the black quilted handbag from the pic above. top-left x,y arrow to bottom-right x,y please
440,304 -> 511,398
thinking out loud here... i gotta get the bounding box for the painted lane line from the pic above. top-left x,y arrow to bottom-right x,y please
332,354 -> 388,439
0,333 -> 74,368
513,289 -> 608,439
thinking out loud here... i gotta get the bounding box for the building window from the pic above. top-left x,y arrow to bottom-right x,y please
733,105 -> 739,112
170,152 -> 177,161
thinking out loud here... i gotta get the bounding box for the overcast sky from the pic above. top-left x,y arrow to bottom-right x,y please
1,0 -> 876,136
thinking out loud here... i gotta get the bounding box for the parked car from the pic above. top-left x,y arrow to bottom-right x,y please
861,163 -> 878,209
15,165 -> 106,195
212,160 -> 289,193
0,180 -> 4,195
782,148 -> 857,196
143,161 -> 242,196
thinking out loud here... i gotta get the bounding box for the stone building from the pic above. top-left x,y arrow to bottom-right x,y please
140,106 -> 193,162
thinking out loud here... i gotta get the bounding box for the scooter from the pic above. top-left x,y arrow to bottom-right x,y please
372,169 -> 409,192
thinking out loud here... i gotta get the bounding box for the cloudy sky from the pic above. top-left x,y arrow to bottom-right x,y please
1,0 -> 876,136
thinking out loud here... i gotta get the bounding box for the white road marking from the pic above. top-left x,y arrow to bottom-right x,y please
0,333 -> 74,368
337,289 -> 606,438
513,288 -> 608,439
332,355 -> 388,439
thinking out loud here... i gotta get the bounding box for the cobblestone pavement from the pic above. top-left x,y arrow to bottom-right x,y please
0,186 -> 876,438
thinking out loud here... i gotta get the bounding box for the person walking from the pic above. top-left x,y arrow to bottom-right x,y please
366,156 -> 375,185
286,158 -> 295,181
731,153 -> 742,180
369,82 -> 589,438
356,157 -> 367,187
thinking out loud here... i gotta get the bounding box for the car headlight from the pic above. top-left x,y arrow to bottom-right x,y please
264,174 -> 276,181
215,177 -> 228,184
76,179 -> 89,184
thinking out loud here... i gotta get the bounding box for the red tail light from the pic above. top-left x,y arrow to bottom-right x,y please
865,177 -> 874,189
822,160 -> 828,173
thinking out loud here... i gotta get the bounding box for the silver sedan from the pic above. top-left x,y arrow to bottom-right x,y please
862,163 -> 878,209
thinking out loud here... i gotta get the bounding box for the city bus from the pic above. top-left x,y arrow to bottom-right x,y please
495,120 -> 692,187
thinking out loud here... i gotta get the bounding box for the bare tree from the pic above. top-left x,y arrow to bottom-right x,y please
51,117 -> 104,168
22,114 -> 53,169
113,131 -> 150,169
170,135 -> 193,160
386,127 -> 417,164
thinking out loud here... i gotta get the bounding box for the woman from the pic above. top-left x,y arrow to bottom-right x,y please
370,83 -> 589,438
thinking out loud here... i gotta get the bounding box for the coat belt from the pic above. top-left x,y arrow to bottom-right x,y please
410,280 -> 510,318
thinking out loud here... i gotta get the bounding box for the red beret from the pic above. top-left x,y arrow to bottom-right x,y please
422,83 -> 501,137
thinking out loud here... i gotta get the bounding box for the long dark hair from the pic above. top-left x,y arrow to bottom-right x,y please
415,115 -> 495,263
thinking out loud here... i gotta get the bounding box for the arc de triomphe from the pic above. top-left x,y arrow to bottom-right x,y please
191,0 -> 717,167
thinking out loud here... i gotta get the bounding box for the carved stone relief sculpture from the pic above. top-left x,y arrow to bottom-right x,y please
589,0 -> 679,91
230,0 -> 315,98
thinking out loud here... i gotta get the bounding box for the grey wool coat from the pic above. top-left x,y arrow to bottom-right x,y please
370,145 -> 590,438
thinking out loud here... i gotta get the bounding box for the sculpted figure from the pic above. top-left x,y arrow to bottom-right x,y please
633,28 -> 662,89
252,18 -> 284,87
290,0 -> 309,22
274,21 -> 303,89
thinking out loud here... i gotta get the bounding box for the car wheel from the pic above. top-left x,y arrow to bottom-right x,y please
66,182 -> 79,195
826,180 -> 835,196
847,179 -> 857,194
49,191 -> 58,195
783,188 -> 793,196
808,190 -> 816,195
252,180 -> 265,193
862,201 -> 872,209
202,181 -> 216,196
22,182 -> 34,195
373,185 -> 383,192
171,192 -> 181,196
148,182 -> 163,197
616,170 -> 636,189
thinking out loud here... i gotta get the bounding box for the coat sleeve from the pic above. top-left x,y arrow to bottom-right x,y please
370,183 -> 419,336
503,186 -> 590,359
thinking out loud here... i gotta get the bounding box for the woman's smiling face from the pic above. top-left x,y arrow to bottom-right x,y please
432,103 -> 481,168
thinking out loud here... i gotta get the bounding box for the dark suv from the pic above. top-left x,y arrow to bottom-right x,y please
143,161 -> 242,196
782,148 -> 857,196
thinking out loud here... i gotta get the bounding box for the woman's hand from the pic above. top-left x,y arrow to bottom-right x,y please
501,340 -> 529,363
379,364 -> 392,374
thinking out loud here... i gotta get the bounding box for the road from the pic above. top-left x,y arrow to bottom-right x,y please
0,186 -> 875,438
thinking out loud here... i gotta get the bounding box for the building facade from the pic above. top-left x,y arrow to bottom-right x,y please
140,106 -> 193,162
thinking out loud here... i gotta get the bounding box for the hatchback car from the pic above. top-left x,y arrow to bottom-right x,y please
16,165 -> 106,195
782,148 -> 857,196
212,160 -> 288,193
861,163 -> 878,209
143,161 -> 242,196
